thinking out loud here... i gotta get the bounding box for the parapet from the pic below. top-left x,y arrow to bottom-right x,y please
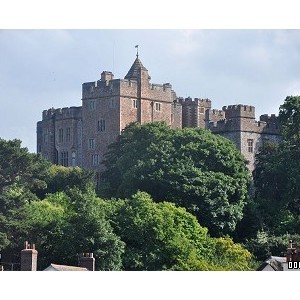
82,79 -> 121,99
222,104 -> 255,119
257,114 -> 280,133
209,119 -> 234,132
178,97 -> 212,108
259,113 -> 278,123
101,71 -> 114,82
42,106 -> 82,120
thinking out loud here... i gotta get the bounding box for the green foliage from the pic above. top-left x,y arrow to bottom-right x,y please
101,122 -> 251,236
279,95 -> 300,145
105,191 -> 254,270
23,188 -> 125,270
41,165 -> 95,197
0,138 -> 50,194
0,136 -> 254,270
0,232 -> 10,251
253,140 -> 300,236
244,231 -> 300,262
210,236 -> 254,270
246,96 -> 300,264
105,191 -> 212,270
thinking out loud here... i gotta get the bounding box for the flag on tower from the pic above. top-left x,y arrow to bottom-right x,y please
135,45 -> 139,57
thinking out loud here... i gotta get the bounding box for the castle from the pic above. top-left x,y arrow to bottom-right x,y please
37,53 -> 281,182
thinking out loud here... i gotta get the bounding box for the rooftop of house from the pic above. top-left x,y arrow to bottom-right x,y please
257,256 -> 286,271
44,263 -> 88,271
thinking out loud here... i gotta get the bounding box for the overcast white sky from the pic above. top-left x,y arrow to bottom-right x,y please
1,2 -> 300,153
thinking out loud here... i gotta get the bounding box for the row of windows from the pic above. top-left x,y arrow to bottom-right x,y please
89,99 -> 164,112
57,151 -> 100,167
89,99 -> 117,110
60,151 -> 76,167
55,119 -> 106,147
132,100 -> 162,111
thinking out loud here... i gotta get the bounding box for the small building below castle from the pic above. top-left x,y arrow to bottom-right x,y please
37,54 -> 281,177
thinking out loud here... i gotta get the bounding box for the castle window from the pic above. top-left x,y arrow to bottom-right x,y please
133,99 -> 138,109
171,113 -> 174,123
89,100 -> 96,110
71,151 -> 76,167
199,107 -> 205,114
110,99 -> 116,108
155,102 -> 161,111
60,151 -> 68,167
95,172 -> 106,190
95,172 -> 100,190
247,139 -> 254,153
89,138 -> 95,150
92,154 -> 100,166
38,145 -> 42,153
43,128 -> 49,144
58,128 -> 63,143
66,128 -> 71,142
43,153 -> 48,160
98,119 -> 106,132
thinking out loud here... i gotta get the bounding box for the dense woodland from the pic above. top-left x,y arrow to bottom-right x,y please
0,96 -> 299,270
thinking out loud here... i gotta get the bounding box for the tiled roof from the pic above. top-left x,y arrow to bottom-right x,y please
124,57 -> 150,80
257,256 -> 286,271
44,263 -> 88,271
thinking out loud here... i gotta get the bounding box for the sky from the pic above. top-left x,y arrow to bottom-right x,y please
1,29 -> 300,153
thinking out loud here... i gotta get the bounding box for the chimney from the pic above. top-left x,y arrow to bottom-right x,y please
21,241 -> 38,271
286,240 -> 300,262
101,71 -> 114,82
78,253 -> 95,271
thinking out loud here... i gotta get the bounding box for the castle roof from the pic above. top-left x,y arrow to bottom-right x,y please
125,57 -> 151,80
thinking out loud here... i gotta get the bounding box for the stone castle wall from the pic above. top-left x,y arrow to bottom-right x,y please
37,57 -> 281,174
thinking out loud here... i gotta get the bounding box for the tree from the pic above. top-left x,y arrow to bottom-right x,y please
253,96 -> 300,236
248,96 -> 300,260
279,95 -> 300,145
0,138 -> 49,194
104,191 -> 253,270
23,188 -> 125,270
39,165 -> 95,198
101,122 -> 251,236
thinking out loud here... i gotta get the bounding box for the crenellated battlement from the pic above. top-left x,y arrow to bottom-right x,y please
209,119 -> 234,132
222,104 -> 255,119
82,79 -> 121,99
42,106 -> 82,120
210,109 -> 225,116
146,82 -> 173,92
178,97 -> 212,108
209,113 -> 280,134
259,113 -> 278,123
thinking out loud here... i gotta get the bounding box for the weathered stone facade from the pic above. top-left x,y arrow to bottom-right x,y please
179,98 -> 281,171
37,106 -> 83,167
37,55 -> 281,174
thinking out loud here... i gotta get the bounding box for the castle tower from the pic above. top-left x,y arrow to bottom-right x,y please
124,54 -> 151,124
180,97 -> 213,128
79,52 -> 179,187
37,107 -> 83,167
